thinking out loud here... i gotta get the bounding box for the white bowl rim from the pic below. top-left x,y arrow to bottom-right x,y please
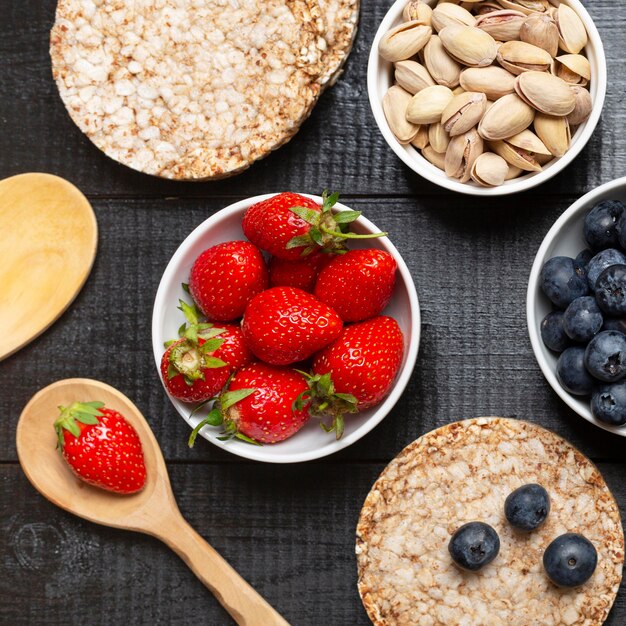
151,194 -> 422,462
527,176 -> 626,437
367,0 -> 608,197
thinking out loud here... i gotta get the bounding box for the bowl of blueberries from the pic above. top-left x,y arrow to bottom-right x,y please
528,177 -> 626,436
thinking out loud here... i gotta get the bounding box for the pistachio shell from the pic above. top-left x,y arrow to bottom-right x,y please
477,93 -> 535,141
423,35 -> 462,88
406,85 -> 455,124
439,24 -> 498,68
445,128 -> 484,183
379,21 -> 433,62
519,13 -> 559,57
553,54 -> 591,86
441,91 -> 487,136
497,0 -> 550,16
403,0 -> 433,25
505,165 -> 523,180
475,10 -> 526,42
496,40 -> 552,75
422,145 -> 446,170
383,85 -> 420,144
411,125 -> 430,149
535,152 -> 553,165
490,139 -> 542,172
515,71 -> 576,116
470,152 -> 510,186
506,129 -> 551,155
453,86 -> 467,96
567,85 -> 593,126
395,60 -> 436,94
556,4 -> 588,54
534,113 -> 571,157
431,3 -> 476,32
459,66 -> 517,100
475,2 -> 507,16
429,122 -> 451,153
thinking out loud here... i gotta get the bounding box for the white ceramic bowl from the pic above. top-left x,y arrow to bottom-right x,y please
527,177 -> 626,437
152,194 -> 421,462
368,0 -> 607,196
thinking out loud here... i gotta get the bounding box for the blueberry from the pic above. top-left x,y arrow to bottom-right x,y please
575,249 -> 594,269
591,381 -> 626,426
584,331 -> 626,382
556,347 -> 594,395
583,199 -> 624,250
448,522 -> 500,571
586,249 -> 626,291
562,296 -> 603,343
603,317 -> 626,334
540,311 -> 572,352
540,256 -> 589,309
504,484 -> 550,531
595,264 -> 626,315
543,533 -> 597,588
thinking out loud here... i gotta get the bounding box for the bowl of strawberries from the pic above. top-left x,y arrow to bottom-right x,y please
152,191 -> 420,462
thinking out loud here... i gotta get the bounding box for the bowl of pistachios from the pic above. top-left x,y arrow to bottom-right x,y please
368,0 -> 606,196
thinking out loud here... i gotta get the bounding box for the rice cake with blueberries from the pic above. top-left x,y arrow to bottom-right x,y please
356,417 -> 624,626
50,0 -> 330,180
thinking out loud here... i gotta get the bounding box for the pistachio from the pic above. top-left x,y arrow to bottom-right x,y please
411,125 -> 430,149
422,145 -> 447,170
555,4 -> 588,54
505,165 -> 524,180
445,128 -> 484,182
515,71 -> 576,116
439,24 -> 498,68
534,113 -> 571,157
406,85 -> 455,124
379,21 -> 433,62
395,60 -> 437,94
475,2 -> 507,16
453,85 -> 467,96
553,54 -> 591,87
477,93 -> 535,140
566,85 -> 592,126
475,10 -> 526,42
490,139 -> 542,172
429,122 -> 451,153
497,0 -> 550,16
496,40 -> 552,75
519,13 -> 559,57
459,66 -> 516,100
441,91 -> 487,136
403,0 -> 433,25
470,152 -> 510,186
506,129 -> 551,155
423,35 -> 463,88
383,85 -> 420,144
535,152 -> 553,166
431,3 -> 476,32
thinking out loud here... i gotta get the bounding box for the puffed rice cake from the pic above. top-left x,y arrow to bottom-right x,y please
50,0 -> 358,180
356,417 -> 624,626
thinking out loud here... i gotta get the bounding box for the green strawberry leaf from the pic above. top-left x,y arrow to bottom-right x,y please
200,338 -> 225,353
289,206 -> 320,224
204,356 -> 228,368
333,210 -> 361,224
167,363 -> 179,380
164,339 -> 177,348
286,234 -> 313,250
182,283 -> 190,293
234,433 -> 262,446
74,413 -> 100,425
309,227 -> 323,246
221,388 -> 255,411
177,322 -> 187,338
205,408 -> 224,426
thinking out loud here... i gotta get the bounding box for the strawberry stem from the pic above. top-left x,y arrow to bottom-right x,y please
54,401 -> 104,449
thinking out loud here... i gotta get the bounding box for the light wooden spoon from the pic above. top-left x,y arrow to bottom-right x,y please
0,173 -> 98,361
16,378 -> 290,626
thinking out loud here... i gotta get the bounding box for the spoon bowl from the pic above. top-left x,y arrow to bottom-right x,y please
16,378 -> 289,626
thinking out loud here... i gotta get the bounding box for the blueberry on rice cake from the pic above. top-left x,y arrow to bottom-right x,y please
356,418 -> 624,626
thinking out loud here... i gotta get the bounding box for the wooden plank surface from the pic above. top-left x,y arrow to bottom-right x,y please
1,0 -> 625,624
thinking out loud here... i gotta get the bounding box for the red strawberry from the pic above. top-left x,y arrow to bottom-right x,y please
189,240 -> 268,321
242,191 -> 386,261
309,316 -> 405,438
161,300 -> 252,403
188,363 -> 311,445
314,249 -> 397,322
241,286 -> 343,365
269,253 -> 332,292
54,402 -> 146,494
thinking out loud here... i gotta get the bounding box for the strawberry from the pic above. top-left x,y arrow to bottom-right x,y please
54,402 -> 146,494
161,300 -> 252,403
309,316 -> 405,438
268,252 -> 332,292
314,249 -> 397,322
242,190 -> 386,261
188,363 -> 311,445
189,240 -> 268,321
241,286 -> 343,365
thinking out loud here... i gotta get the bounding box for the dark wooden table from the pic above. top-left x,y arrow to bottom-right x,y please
1,1 -> 625,624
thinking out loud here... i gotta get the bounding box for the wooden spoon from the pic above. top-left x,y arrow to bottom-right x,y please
16,378 -> 290,626
0,173 -> 97,361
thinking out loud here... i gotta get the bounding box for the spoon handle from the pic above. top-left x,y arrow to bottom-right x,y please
159,512 -> 290,626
